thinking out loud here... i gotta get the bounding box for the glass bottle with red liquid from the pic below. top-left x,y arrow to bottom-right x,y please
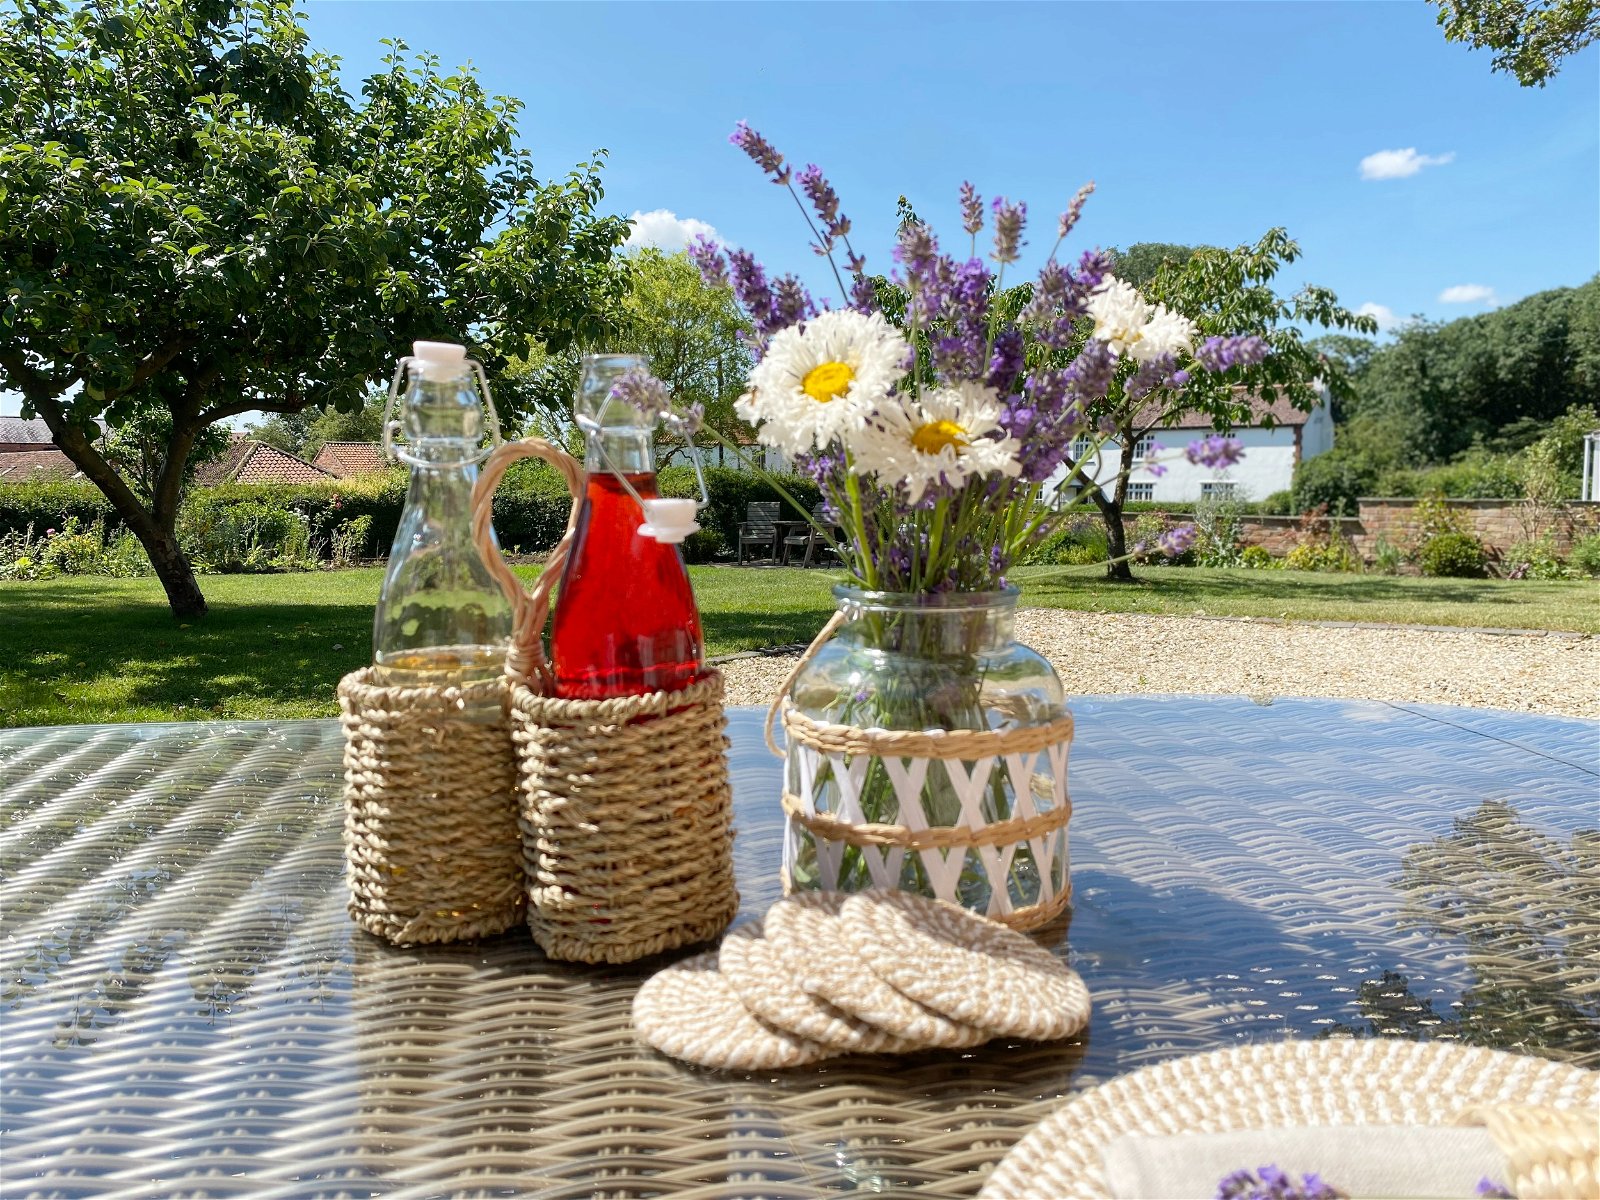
549,354 -> 705,700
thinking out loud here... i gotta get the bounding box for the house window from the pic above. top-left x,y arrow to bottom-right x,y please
1126,482 -> 1155,501
1071,436 -> 1094,461
1132,434 -> 1156,460
1201,481 -> 1237,499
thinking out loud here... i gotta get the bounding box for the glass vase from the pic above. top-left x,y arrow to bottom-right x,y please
783,586 -> 1072,922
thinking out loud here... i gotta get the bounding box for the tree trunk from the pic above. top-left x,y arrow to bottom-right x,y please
1093,435 -> 1139,582
138,520 -> 209,618
28,390 -> 211,618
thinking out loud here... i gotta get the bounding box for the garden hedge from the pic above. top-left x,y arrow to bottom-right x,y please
0,464 -> 822,565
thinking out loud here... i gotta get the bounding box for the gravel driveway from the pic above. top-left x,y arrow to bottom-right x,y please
717,609 -> 1598,720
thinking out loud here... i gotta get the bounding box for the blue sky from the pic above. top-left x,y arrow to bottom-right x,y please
300,0 -> 1597,332
4,1 -> 1597,417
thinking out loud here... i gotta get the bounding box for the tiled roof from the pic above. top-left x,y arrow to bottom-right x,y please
0,416 -> 56,446
0,449 -> 83,481
1135,386 -> 1319,430
196,439 -> 333,486
312,442 -> 388,478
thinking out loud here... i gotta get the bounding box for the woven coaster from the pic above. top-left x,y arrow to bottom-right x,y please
719,919 -> 922,1056
765,892 -> 990,1049
632,951 -> 835,1071
841,889 -> 1090,1042
977,1039 -> 1600,1200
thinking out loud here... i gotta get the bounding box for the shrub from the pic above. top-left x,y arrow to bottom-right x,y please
329,515 -> 374,568
1024,517 -> 1109,566
1259,490 -> 1294,515
1284,540 -> 1362,573
1291,453 -> 1373,516
1240,544 -> 1274,569
0,481 -> 117,541
1568,533 -> 1600,578
1371,536 -> 1404,576
178,500 -> 315,573
1419,532 -> 1488,578
40,517 -> 108,574
1191,495 -> 1243,568
681,527 -> 724,565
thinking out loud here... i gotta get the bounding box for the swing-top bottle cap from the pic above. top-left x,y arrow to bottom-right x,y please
411,340 -> 469,379
638,498 -> 700,544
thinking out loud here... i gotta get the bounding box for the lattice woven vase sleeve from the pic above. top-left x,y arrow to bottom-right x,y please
769,613 -> 1074,933
338,669 -> 524,945
469,438 -> 739,964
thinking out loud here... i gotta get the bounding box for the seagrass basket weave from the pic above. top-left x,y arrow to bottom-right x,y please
338,669 -> 524,946
470,438 -> 739,965
767,613 -> 1074,933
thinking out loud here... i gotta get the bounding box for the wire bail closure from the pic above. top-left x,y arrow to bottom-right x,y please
381,353 -> 504,466
581,392 -> 709,545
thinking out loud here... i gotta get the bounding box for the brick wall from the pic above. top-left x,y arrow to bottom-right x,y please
1232,499 -> 1600,562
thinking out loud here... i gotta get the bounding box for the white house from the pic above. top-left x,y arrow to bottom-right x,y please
1049,385 -> 1334,504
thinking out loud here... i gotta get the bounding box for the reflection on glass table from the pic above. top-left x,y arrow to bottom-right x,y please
2,697 -> 1595,1198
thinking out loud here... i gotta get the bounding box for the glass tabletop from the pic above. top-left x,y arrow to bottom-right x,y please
2,697 -> 1596,1198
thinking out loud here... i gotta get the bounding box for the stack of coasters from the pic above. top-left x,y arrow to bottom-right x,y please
632,889 -> 1091,1071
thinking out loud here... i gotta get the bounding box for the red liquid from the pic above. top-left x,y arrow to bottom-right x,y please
550,471 -> 705,699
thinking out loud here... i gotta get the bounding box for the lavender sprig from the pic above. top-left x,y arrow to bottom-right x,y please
1216,1165 -> 1342,1200
1187,434 -> 1246,469
609,368 -> 672,421
959,181 -> 983,236
730,120 -> 789,184
1058,180 -> 1095,241
797,163 -> 851,254
991,197 -> 1026,264
687,235 -> 729,290
1196,334 -> 1271,372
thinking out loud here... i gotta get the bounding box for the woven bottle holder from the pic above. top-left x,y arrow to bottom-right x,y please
767,611 -> 1074,932
469,438 -> 739,965
338,669 -> 524,946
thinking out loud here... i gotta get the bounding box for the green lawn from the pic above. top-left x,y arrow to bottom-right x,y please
0,565 -> 1592,727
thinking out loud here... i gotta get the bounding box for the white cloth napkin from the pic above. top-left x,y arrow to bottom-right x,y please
1102,1125 -> 1506,1199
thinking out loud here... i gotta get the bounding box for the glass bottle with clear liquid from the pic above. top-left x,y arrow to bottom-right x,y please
549,353 -> 705,699
372,341 -> 512,694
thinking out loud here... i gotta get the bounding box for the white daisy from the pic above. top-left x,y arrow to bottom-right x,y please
739,309 -> 908,455
1130,303 -> 1196,363
1084,276 -> 1150,356
849,382 -> 1021,503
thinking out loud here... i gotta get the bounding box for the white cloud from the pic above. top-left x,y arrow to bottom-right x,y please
1356,302 -> 1401,331
623,209 -> 719,253
1438,283 -> 1497,305
1359,148 -> 1456,180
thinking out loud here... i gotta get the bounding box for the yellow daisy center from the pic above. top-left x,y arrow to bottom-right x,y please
801,361 -> 854,404
911,419 -> 969,456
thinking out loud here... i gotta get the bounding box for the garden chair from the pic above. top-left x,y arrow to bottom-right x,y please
781,504 -> 837,567
737,502 -> 781,563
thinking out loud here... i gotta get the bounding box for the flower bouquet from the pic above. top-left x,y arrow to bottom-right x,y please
680,124 -> 1267,925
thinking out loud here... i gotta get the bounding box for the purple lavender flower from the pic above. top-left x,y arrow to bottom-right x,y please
1061,338 -> 1118,404
986,329 -> 1025,394
687,235 -> 729,290
849,273 -> 879,314
1057,180 -> 1095,240
1216,1164 -> 1342,1200
1187,434 -> 1246,469
991,197 -> 1026,264
1476,1179 -> 1513,1199
1127,353 -> 1187,401
725,247 -> 779,336
674,402 -> 705,437
796,163 -> 852,254
959,181 -> 983,235
729,120 -> 789,184
771,274 -> 817,328
609,368 -> 672,420
1196,334 -> 1271,373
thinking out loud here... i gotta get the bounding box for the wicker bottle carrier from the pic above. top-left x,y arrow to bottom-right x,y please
468,437 -> 739,965
768,611 -> 1074,932
338,665 -> 524,946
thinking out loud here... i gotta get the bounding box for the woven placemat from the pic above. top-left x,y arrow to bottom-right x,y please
765,891 -> 990,1048
842,889 -> 1090,1042
978,1039 -> 1600,1200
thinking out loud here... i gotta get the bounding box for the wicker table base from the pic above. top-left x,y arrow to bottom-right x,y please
3,697 -> 1596,1198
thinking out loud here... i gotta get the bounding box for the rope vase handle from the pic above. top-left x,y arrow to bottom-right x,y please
764,609 -> 848,757
469,438 -> 586,694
